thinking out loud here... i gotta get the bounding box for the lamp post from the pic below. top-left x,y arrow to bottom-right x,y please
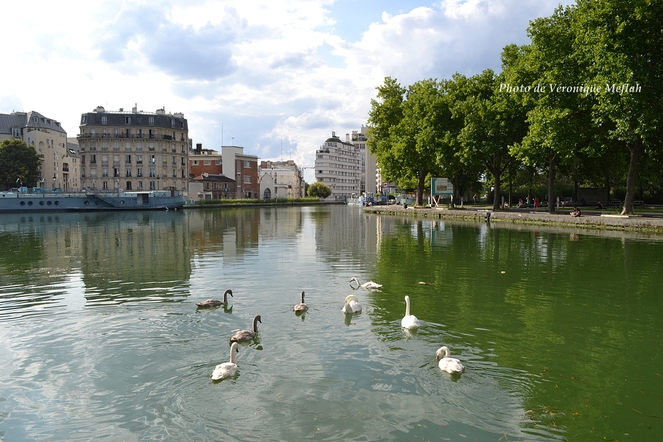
157,175 -> 160,190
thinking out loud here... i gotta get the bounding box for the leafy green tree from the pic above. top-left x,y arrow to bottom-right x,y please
0,139 -> 41,189
307,181 -> 332,199
572,0 -> 663,214
451,69 -> 528,210
368,77 -> 452,206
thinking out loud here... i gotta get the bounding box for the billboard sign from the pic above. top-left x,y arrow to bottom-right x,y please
431,177 -> 453,196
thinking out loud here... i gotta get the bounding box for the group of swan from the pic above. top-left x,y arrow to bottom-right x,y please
204,283 -> 464,379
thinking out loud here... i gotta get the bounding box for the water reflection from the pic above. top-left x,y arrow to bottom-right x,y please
0,207 -> 661,440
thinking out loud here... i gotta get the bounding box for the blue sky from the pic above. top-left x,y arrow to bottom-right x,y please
0,0 -> 575,183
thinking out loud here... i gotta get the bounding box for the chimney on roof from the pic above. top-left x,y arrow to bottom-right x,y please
196,143 -> 202,151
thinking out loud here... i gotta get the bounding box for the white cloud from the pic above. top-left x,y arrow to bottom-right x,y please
0,0 -> 575,183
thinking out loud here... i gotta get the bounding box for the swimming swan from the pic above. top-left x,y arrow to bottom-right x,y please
436,346 -> 465,374
293,290 -> 308,313
230,314 -> 262,342
350,277 -> 382,290
211,342 -> 239,380
197,289 -> 233,308
400,295 -> 420,329
342,295 -> 362,313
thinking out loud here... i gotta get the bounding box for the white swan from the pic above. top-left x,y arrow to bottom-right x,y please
400,295 -> 420,329
350,277 -> 382,290
197,289 -> 233,308
342,295 -> 362,313
293,290 -> 308,313
436,346 -> 465,374
230,314 -> 262,342
211,342 -> 239,380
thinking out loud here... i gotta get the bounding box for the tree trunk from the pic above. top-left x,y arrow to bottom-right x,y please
547,154 -> 556,213
492,168 -> 501,210
417,171 -> 426,206
621,137 -> 642,215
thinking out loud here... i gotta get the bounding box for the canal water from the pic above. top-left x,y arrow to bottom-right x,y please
0,206 -> 661,441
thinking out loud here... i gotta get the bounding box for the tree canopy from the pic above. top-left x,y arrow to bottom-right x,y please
0,139 -> 41,189
307,181 -> 332,199
366,0 -> 663,212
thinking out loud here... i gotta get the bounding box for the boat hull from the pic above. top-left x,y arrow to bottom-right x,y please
0,191 -> 186,212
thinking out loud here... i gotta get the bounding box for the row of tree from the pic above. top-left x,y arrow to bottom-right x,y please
367,0 -> 663,214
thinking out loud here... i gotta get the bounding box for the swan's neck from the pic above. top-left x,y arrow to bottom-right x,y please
229,347 -> 237,364
224,291 -> 229,303
301,292 -> 305,303
253,318 -> 259,332
405,297 -> 411,316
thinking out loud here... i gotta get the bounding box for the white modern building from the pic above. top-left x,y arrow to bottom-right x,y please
349,125 -> 379,195
314,131 -> 361,201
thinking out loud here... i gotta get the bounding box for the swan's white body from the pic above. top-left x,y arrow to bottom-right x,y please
350,277 -> 382,290
293,290 -> 308,312
436,346 -> 465,374
211,342 -> 239,380
401,295 -> 420,329
230,315 -> 261,342
197,289 -> 233,308
342,295 -> 362,313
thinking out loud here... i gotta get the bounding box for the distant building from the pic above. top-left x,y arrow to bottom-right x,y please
221,145 -> 259,199
349,125 -> 379,195
78,105 -> 189,194
0,110 -> 75,191
259,160 -> 305,199
191,173 -> 236,200
314,131 -> 360,201
189,143 -> 223,177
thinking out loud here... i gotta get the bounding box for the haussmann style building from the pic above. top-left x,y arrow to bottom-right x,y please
77,105 -> 190,195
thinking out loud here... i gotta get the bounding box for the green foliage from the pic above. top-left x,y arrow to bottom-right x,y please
307,181 -> 332,199
365,1 -> 663,210
0,139 -> 41,189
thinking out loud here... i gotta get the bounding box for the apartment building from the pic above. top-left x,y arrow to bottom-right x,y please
77,105 -> 189,194
314,131 -> 360,201
221,145 -> 259,199
0,110 -> 78,191
189,143 -> 223,177
259,160 -> 305,199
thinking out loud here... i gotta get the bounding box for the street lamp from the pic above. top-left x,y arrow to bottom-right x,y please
157,175 -> 160,190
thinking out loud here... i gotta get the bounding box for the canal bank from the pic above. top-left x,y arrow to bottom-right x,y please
363,205 -> 663,233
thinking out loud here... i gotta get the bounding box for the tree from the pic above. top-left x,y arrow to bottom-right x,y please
0,139 -> 41,189
307,181 -> 332,199
451,69 -> 528,210
368,77 -> 450,206
572,0 -> 663,214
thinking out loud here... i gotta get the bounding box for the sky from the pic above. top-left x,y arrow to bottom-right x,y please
0,0 -> 575,183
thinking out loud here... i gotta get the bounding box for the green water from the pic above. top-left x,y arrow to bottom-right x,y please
0,207 -> 661,441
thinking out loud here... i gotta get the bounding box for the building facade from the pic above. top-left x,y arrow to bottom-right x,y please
259,160 -> 305,199
314,131 -> 360,201
0,111 -> 77,191
221,145 -> 259,199
349,125 -> 379,196
77,105 -> 189,194
189,143 -> 223,177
